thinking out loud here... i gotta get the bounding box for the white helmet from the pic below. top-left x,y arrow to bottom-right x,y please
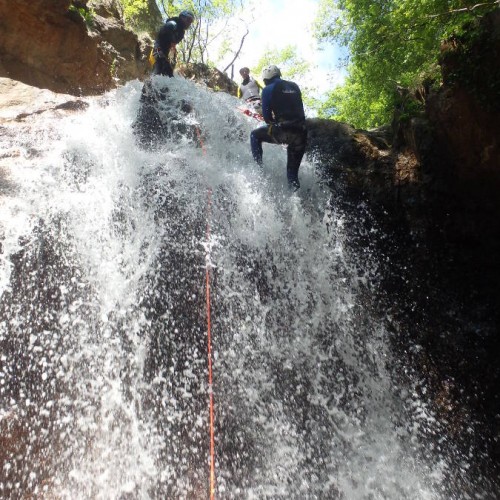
262,65 -> 281,81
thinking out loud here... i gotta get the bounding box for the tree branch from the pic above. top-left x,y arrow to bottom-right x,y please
427,1 -> 499,18
222,28 -> 249,73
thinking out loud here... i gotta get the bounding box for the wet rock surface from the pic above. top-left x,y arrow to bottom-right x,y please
304,13 -> 500,473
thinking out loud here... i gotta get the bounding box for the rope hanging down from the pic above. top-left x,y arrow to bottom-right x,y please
205,189 -> 215,500
195,125 -> 216,499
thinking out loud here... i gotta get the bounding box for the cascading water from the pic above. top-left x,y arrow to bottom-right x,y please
0,76 -> 493,499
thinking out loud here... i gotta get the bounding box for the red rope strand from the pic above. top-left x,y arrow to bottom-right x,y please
196,124 -> 216,499
205,189 -> 215,500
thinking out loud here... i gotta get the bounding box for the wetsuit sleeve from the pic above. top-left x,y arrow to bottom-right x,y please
157,21 -> 177,54
261,85 -> 273,123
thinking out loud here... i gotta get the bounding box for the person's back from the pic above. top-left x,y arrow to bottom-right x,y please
263,78 -> 305,124
250,65 -> 307,191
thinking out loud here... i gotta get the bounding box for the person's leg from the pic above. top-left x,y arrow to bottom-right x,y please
250,126 -> 275,166
152,57 -> 173,77
284,129 -> 307,190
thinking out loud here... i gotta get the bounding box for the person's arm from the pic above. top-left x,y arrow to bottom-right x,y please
157,21 -> 177,55
261,86 -> 273,123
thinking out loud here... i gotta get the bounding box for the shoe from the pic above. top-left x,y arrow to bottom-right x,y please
289,180 -> 300,192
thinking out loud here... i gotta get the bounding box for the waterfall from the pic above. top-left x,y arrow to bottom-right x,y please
0,76 -> 485,499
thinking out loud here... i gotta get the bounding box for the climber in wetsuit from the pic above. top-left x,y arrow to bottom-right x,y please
135,10 -> 195,145
238,67 -> 262,102
238,67 -> 262,115
250,65 -> 307,191
151,10 -> 195,77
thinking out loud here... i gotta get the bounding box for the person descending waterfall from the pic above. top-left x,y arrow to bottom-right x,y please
250,65 -> 307,191
238,67 -> 262,114
150,10 -> 195,77
136,10 -> 195,144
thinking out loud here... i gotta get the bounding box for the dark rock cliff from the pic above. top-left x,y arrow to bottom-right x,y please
305,10 -> 500,474
0,0 -> 157,94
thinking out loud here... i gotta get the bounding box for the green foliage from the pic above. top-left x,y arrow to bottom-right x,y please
119,0 -> 161,34
253,45 -> 311,82
217,38 -> 232,61
403,100 -> 425,121
157,0 -> 244,65
110,58 -> 118,78
440,14 -> 500,109
68,4 -> 96,29
314,0 -> 498,128
317,71 -> 394,127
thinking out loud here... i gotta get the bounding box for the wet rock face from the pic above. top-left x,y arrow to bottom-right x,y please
0,77 -> 91,202
304,15 -> 500,465
0,0 -> 153,95
0,78 -> 88,122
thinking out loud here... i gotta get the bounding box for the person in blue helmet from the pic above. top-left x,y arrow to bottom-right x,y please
250,65 -> 307,191
150,10 -> 195,77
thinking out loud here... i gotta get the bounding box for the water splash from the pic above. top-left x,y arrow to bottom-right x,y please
0,76 -> 488,499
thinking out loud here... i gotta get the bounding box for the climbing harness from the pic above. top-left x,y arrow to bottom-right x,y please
149,43 -> 177,68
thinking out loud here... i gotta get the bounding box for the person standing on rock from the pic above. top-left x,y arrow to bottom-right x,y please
238,67 -> 262,101
238,66 -> 263,116
250,65 -> 307,191
150,10 -> 195,77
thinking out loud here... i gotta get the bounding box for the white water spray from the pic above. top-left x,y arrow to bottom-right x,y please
0,76 -> 479,499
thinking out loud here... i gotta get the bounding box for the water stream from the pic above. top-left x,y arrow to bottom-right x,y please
0,77 -> 493,499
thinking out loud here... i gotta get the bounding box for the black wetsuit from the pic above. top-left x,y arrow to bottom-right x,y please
152,17 -> 186,77
250,77 -> 307,190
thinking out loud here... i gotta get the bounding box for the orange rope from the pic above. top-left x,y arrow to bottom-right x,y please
195,125 -> 208,156
195,124 -> 215,499
205,189 -> 215,500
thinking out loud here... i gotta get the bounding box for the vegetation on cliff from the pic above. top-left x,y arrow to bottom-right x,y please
118,0 -> 163,34
314,0 -> 499,128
